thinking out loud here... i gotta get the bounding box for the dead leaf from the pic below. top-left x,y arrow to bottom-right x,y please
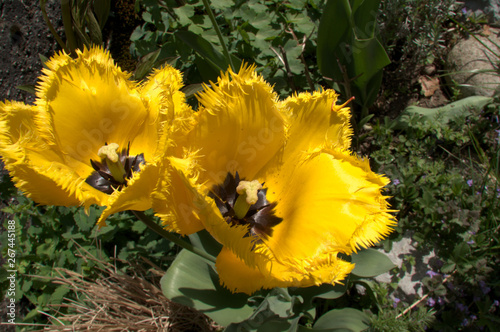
418,75 -> 440,97
482,24 -> 491,36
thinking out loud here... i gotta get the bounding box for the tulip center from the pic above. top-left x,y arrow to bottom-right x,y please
86,142 -> 145,194
208,172 -> 283,239
97,143 -> 126,183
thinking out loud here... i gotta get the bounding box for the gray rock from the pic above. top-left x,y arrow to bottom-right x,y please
446,31 -> 500,97
375,232 -> 436,302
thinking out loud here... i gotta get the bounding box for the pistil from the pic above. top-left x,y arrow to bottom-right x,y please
97,143 -> 126,183
233,180 -> 262,219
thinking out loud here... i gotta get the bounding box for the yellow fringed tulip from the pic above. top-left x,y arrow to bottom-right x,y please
0,46 -> 192,226
153,65 -> 396,294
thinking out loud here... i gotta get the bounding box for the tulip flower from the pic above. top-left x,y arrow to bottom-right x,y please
0,46 -> 192,226
154,65 -> 396,294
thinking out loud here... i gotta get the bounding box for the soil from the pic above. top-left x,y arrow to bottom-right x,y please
0,0 -> 63,104
0,2 -> 63,330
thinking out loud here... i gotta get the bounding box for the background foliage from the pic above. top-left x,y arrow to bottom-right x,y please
1,0 -> 499,330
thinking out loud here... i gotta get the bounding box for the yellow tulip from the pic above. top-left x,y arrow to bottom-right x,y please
0,46 -> 192,226
154,65 -> 396,294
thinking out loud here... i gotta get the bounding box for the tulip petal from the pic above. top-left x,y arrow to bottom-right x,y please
191,64 -> 286,187
153,155 -> 205,235
35,47 -> 151,176
97,164 -> 161,227
281,90 -> 353,160
139,66 -> 194,157
0,101 -> 107,207
216,246 -> 354,294
264,151 -> 395,262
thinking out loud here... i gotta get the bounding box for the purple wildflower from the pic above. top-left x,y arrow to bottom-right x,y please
393,179 -> 400,186
393,297 -> 401,308
467,179 -> 473,187
427,297 -> 436,307
456,302 -> 468,313
467,240 -> 475,245
426,270 -> 439,278
462,318 -> 469,327
479,280 -> 491,295
493,300 -> 499,307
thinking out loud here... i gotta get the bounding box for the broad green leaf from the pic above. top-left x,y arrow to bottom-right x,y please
181,83 -> 206,99
394,96 -> 493,130
173,3 -> 195,27
352,0 -> 381,39
350,38 -> 390,91
317,0 -> 351,80
161,249 -> 253,326
351,248 -> 395,278
211,0 -> 234,10
188,229 -> 222,257
93,0 -> 111,29
134,48 -> 161,80
291,282 -> 347,302
313,308 -> 370,331
175,30 -> 228,72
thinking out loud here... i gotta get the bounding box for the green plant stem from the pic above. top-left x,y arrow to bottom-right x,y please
200,0 -> 235,71
40,0 -> 68,53
61,0 -> 78,56
132,210 -> 217,263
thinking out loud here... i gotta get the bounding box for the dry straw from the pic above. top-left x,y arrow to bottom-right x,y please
34,247 -> 218,332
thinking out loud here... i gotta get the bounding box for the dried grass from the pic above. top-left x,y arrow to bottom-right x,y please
36,252 -> 219,332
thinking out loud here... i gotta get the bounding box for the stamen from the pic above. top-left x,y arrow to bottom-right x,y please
209,173 -> 282,240
86,142 -> 145,194
332,96 -> 355,112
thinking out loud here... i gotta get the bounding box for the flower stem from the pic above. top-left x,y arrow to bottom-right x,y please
132,210 -> 216,263
40,0 -> 68,53
60,0 -> 78,57
200,0 -> 235,71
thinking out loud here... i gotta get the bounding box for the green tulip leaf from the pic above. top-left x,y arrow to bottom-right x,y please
161,249 -> 253,326
351,248 -> 395,278
394,96 -> 493,130
313,308 -> 370,331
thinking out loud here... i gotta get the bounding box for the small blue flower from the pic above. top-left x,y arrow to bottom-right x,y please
393,297 -> 401,308
493,300 -> 499,307
393,179 -> 400,186
462,318 -> 469,326
467,179 -> 473,187
467,240 -> 475,245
